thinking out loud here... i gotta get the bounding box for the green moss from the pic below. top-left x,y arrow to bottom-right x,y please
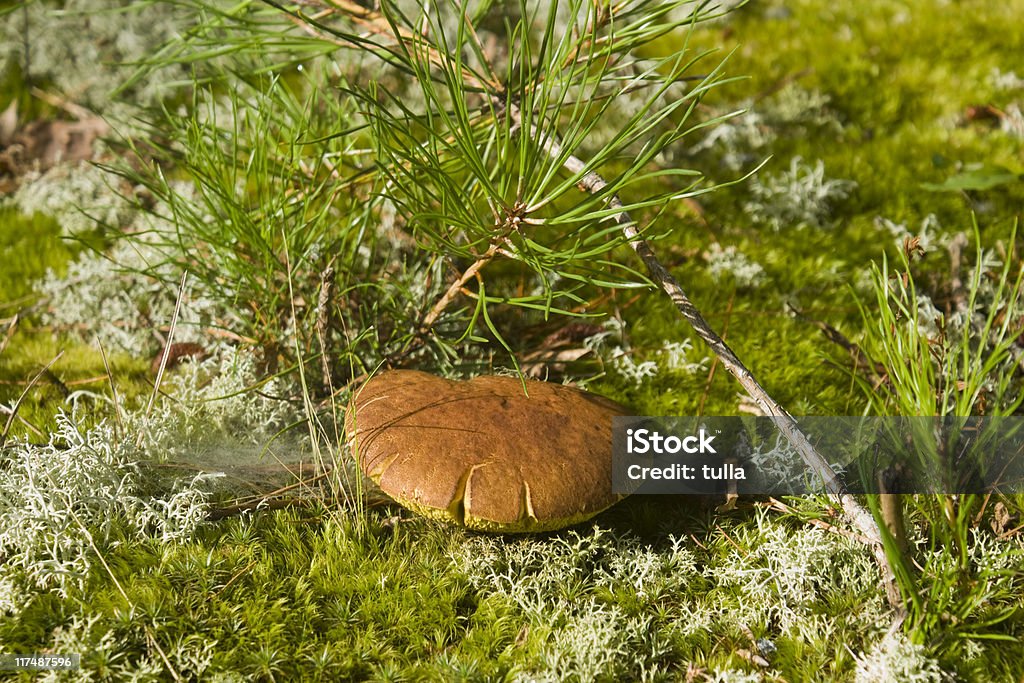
0,511 -> 526,681
2,488 -> 1018,680
0,325 -> 150,437
0,210 -> 152,436
605,0 -> 1023,417
0,209 -> 70,308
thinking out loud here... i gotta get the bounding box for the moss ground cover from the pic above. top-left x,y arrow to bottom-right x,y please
1,1 -> 1023,680
614,0 -> 1024,417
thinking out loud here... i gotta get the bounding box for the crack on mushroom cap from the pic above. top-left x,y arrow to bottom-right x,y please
347,370 -> 630,533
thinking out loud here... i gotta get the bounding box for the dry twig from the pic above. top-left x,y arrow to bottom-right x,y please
530,116 -> 897,604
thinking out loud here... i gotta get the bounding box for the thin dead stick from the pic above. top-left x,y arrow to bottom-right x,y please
138,271 -> 188,449
533,123 -> 890,549
554,28 -> 896,607
0,313 -> 17,358
0,375 -> 108,387
28,86 -> 100,122
0,351 -> 64,449
763,498 -> 873,546
0,403 -> 45,440
316,261 -> 337,391
97,338 -> 125,438
421,240 -> 503,332
787,301 -> 888,383
314,264 -> 352,504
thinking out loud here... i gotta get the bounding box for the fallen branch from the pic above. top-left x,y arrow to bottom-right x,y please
530,118 -> 898,604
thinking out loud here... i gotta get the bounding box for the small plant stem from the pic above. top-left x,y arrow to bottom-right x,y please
283,232 -> 330,486
421,240 -> 502,332
138,271 -> 188,449
97,337 -> 126,439
0,313 -> 17,358
28,86 -> 99,122
316,262 -> 336,391
697,291 -> 734,416
763,498 -> 873,544
0,404 -> 44,439
0,351 -> 63,449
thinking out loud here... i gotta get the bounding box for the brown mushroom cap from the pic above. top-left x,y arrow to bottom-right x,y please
346,370 -> 629,532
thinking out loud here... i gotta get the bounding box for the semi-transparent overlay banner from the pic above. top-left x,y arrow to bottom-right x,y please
612,417 -> 1024,495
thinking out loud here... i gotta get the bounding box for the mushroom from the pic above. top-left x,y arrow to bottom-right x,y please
346,370 -> 629,532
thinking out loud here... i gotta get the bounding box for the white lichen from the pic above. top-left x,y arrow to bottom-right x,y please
36,237 -> 224,355
0,1 -> 197,110
744,157 -> 856,230
0,414 -> 219,602
689,85 -> 841,171
709,510 -> 883,635
584,318 -> 707,386
12,161 -> 134,236
988,67 -> 1024,92
0,343 -> 309,615
37,613 -> 164,682
661,339 -> 709,375
998,103 -> 1024,139
455,527 -> 700,682
688,108 -> 774,171
705,243 -> 767,288
131,343 -> 306,464
854,630 -> 950,683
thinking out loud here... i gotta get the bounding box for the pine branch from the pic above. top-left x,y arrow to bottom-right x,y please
528,118 -> 898,603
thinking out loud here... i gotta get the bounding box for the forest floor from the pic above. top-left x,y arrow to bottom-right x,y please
1,1 -> 1023,680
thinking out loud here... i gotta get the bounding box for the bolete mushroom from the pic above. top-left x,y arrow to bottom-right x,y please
346,370 -> 629,532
